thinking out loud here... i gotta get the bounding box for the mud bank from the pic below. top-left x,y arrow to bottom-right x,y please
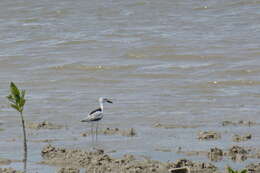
178,145 -> 252,162
40,145 -> 218,173
81,127 -> 137,137
222,120 -> 257,126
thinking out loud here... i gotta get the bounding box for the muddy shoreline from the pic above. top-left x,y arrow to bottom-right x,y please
2,120 -> 260,173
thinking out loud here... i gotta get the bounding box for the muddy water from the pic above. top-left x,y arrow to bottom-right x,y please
0,0 -> 260,172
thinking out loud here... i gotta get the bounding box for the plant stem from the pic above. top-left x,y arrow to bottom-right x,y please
20,112 -> 27,173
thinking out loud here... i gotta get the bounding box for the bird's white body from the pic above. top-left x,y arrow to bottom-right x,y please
81,97 -> 112,122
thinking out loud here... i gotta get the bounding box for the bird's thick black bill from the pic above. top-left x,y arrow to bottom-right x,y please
107,100 -> 113,104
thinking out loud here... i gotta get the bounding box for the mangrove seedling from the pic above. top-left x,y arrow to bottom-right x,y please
7,82 -> 27,172
227,167 -> 247,173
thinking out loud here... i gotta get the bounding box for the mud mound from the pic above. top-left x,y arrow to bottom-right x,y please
41,145 -> 218,173
81,127 -> 136,137
198,131 -> 220,140
228,145 -> 248,161
26,121 -> 63,130
208,148 -> 223,162
246,163 -> 260,173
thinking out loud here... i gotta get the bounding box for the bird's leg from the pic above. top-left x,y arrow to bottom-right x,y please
96,121 -> 98,142
91,122 -> 94,145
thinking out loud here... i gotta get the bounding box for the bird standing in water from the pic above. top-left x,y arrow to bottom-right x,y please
81,97 -> 113,142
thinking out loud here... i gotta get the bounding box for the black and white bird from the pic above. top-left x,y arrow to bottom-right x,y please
81,97 -> 113,141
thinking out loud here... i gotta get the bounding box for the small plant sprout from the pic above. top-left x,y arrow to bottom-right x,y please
227,167 -> 247,173
7,82 -> 27,172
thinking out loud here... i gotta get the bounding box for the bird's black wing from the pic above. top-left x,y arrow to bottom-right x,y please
89,108 -> 102,115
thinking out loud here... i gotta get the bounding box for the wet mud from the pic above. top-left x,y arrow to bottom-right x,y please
26,121 -> 63,130
0,168 -> 22,173
81,127 -> 137,137
0,158 -> 21,166
153,123 -> 201,129
222,120 -> 257,127
0,158 -> 11,166
56,167 -> 80,173
40,145 -> 219,173
232,134 -> 252,142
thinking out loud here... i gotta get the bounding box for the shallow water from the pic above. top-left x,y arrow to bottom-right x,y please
0,0 -> 260,172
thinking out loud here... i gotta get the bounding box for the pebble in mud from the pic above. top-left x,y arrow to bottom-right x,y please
81,127 -> 137,137
232,134 -> 252,142
198,131 -> 221,140
40,145 -> 219,173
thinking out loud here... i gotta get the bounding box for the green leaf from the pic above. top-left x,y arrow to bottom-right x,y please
21,90 -> 26,99
20,98 -> 26,108
7,82 -> 26,113
10,82 -> 20,99
227,167 -> 235,173
7,95 -> 16,104
240,170 -> 247,173
11,104 -> 20,112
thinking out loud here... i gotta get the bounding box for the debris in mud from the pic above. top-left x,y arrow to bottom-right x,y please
208,148 -> 223,162
26,121 -> 63,130
233,134 -> 252,142
228,145 -> 248,162
153,123 -> 201,129
198,131 -> 221,140
81,127 -> 137,137
246,163 -> 260,173
222,120 -> 256,127
40,145 -> 219,173
0,168 -> 22,173
57,167 -> 80,173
